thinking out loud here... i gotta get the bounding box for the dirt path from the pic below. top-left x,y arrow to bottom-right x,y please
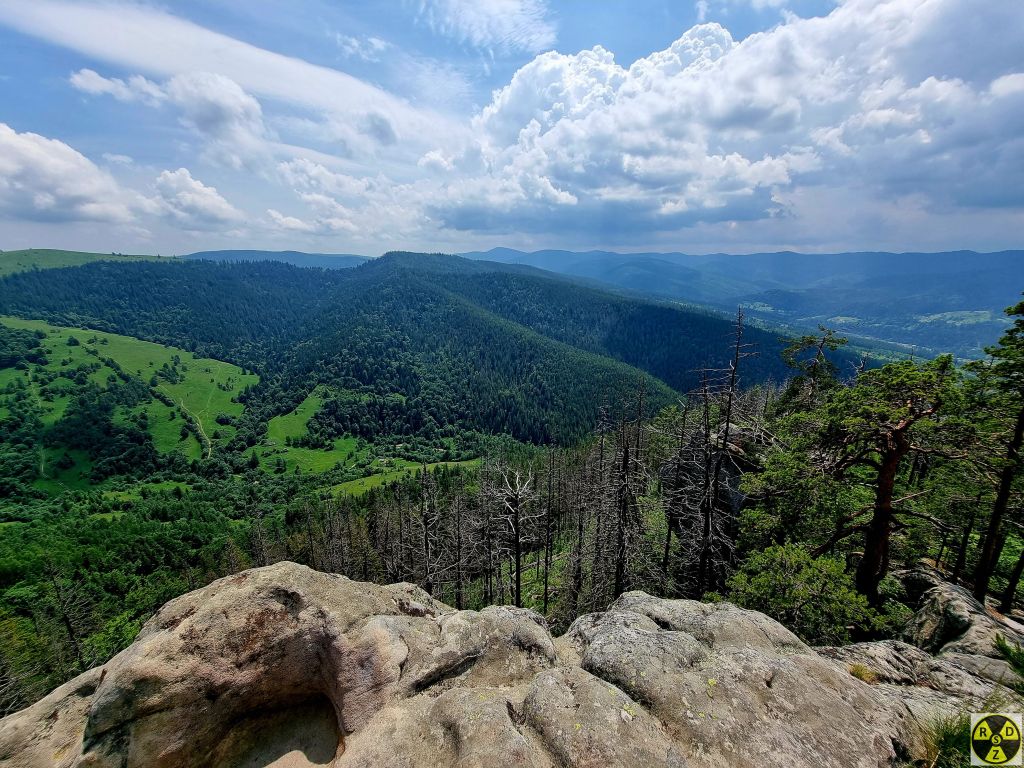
177,397 -> 212,460
26,369 -> 47,478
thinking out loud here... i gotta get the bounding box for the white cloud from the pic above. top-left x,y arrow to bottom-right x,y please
1,0 -> 461,152
415,0 -> 556,55
165,72 -> 269,169
71,68 -> 271,169
4,0 -> 1023,253
153,168 -> 242,229
70,68 -> 164,106
421,0 -> 1024,238
0,123 -> 136,223
266,208 -> 315,232
335,33 -> 390,62
102,153 -> 134,166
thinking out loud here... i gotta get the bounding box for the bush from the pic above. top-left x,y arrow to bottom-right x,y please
725,544 -> 872,645
918,711 -> 971,768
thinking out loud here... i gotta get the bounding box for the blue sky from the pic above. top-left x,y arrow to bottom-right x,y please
0,0 -> 1021,256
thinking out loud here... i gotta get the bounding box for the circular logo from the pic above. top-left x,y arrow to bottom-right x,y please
972,715 -> 1022,765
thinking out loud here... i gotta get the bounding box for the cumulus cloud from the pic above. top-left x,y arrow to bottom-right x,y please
165,72 -> 269,168
153,168 -> 242,229
70,68 -> 270,169
275,159 -> 426,241
266,208 -> 316,232
0,123 -> 136,223
415,0 -> 556,55
420,0 -> 1024,238
6,0 -> 1023,251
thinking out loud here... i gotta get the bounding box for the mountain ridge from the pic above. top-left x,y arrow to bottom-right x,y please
461,247 -> 1024,356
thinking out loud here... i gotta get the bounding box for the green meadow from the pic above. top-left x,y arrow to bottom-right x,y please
0,316 -> 258,492
251,386 -> 367,474
330,459 -> 480,496
0,248 -> 167,277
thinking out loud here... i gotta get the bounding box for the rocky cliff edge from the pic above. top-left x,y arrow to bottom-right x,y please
1,562 -> 1020,768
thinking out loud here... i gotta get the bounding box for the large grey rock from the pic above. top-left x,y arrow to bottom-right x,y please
817,639 -> 1014,726
0,563 -> 1000,768
898,570 -> 1024,687
565,593 -> 907,768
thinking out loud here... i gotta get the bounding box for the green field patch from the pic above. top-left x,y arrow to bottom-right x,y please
88,511 -> 125,521
330,459 -> 479,497
1,316 -> 258,456
0,249 -> 167,277
101,481 -> 188,502
142,400 -> 203,458
916,310 -> 994,326
253,387 -> 368,474
254,435 -> 362,475
33,448 -> 94,495
0,317 -> 258,494
0,368 -> 26,388
267,386 -> 329,444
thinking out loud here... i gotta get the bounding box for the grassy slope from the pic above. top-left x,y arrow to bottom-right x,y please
0,249 -> 166,277
1,318 -> 482,495
0,316 -> 258,492
251,386 -> 366,474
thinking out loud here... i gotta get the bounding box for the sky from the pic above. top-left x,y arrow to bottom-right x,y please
0,0 -> 1022,257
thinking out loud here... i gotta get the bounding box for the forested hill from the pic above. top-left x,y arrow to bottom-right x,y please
0,253 -> 797,443
463,248 -> 1024,357
0,248 -> 167,276
183,249 -> 368,269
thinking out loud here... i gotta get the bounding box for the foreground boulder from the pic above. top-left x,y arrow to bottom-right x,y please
0,562 -> 1002,767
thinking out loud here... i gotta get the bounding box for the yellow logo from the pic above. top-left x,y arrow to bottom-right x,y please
972,714 -> 1023,765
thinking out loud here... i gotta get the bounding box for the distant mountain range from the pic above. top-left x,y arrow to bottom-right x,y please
6,246 -> 1020,358
461,248 -> 1024,357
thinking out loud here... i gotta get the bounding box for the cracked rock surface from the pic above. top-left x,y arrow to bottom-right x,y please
0,562 -> 1009,768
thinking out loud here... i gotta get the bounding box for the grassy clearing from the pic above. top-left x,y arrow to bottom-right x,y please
101,481 -> 189,502
252,387 -> 367,474
0,249 -> 166,277
330,459 -> 480,496
267,386 -> 328,443
0,316 -> 257,494
2,315 -> 257,445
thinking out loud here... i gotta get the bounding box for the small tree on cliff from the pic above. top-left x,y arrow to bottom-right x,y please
812,355 -> 964,605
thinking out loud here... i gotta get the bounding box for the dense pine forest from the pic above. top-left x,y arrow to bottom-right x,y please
0,251 -> 1020,722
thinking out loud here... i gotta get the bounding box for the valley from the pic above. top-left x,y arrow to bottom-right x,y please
0,247 -> 1020,768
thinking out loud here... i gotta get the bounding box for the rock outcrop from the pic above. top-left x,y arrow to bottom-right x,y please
0,562 -> 1016,768
896,567 -> 1024,686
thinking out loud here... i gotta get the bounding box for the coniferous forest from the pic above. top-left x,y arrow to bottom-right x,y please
0,250 -> 1020,721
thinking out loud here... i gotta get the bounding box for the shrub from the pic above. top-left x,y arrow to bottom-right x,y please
918,711 -> 971,768
725,544 -> 872,645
